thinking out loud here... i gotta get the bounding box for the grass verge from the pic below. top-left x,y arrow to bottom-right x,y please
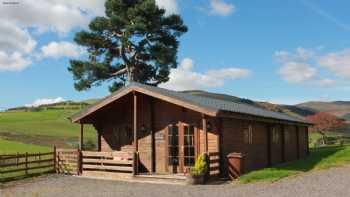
239,145 -> 350,183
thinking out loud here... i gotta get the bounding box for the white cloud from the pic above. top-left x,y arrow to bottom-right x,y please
0,0 -> 107,72
155,0 -> 178,15
209,0 -> 235,16
278,62 -> 317,84
316,78 -> 336,87
160,58 -> 251,90
0,0 -> 102,34
275,47 -> 314,63
0,20 -> 36,54
317,49 -> 350,78
40,41 -> 84,59
0,51 -> 31,72
25,97 -> 66,107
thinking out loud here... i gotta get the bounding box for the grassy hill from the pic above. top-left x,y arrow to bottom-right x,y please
0,102 -> 98,154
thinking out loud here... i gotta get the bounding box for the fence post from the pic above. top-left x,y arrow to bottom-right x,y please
77,149 -> 82,175
38,152 -> 41,166
25,152 -> 28,176
53,146 -> 57,173
16,152 -> 19,167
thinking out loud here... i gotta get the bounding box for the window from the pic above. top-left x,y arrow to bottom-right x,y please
168,125 -> 179,165
183,125 -> 195,166
244,125 -> 253,144
272,127 -> 279,144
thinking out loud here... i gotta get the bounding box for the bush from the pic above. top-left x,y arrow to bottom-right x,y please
190,154 -> 208,176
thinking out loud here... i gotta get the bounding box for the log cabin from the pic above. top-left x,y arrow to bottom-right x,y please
70,82 -> 311,178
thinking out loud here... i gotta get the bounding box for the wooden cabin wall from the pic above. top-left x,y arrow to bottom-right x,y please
221,118 -> 269,173
152,98 -> 219,173
298,126 -> 308,158
284,125 -> 298,161
90,93 -> 220,174
270,125 -> 283,165
86,92 -> 308,175
221,117 -> 309,176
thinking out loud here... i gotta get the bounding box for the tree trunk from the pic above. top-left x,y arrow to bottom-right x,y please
319,131 -> 327,145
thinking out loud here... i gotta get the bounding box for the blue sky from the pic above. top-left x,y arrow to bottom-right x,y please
1,0 -> 350,109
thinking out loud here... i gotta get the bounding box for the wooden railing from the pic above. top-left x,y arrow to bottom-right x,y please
0,151 -> 54,181
82,151 -> 133,173
208,152 -> 220,177
55,148 -> 80,175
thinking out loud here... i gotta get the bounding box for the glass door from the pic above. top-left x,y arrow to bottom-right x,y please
183,125 -> 195,167
167,124 -> 197,174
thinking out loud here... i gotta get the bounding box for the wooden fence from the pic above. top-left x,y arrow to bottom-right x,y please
208,152 -> 220,177
82,151 -> 133,173
1,148 -> 135,181
55,148 -> 81,175
0,151 -> 54,181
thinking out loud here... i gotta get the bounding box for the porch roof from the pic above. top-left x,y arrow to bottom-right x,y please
70,82 -> 312,125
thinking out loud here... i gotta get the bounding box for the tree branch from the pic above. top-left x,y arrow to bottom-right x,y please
111,68 -> 127,76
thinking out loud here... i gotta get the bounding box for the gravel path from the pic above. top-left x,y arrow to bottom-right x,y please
2,165 -> 350,197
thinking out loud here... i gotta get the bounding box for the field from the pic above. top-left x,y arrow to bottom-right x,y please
0,138 -> 50,154
239,145 -> 350,183
0,108 -> 97,152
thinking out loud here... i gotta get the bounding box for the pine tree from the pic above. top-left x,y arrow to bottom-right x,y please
69,0 -> 188,92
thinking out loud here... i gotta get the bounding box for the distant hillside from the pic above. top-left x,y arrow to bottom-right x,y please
6,99 -> 99,112
297,101 -> 350,117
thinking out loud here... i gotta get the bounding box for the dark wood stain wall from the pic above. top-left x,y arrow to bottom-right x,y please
86,92 -> 309,175
284,125 -> 298,161
270,125 -> 283,165
221,118 -> 309,174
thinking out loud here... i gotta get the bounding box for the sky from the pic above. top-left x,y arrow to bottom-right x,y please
1,0 -> 350,109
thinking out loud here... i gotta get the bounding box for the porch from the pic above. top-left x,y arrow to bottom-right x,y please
54,148 -> 220,182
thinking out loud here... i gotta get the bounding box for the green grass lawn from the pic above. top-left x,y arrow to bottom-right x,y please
0,138 -> 51,154
0,109 -> 96,148
239,145 -> 350,183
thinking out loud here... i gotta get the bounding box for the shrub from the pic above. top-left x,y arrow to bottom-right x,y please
190,154 -> 208,176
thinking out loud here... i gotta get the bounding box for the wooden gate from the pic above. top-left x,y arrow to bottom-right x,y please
55,149 -> 81,175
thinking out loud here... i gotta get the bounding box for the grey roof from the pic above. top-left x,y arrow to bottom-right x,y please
71,82 -> 311,125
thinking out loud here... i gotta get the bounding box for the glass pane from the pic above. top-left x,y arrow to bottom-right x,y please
184,135 -> 191,146
169,125 -> 178,136
184,126 -> 189,135
189,157 -> 195,166
189,126 -> 194,135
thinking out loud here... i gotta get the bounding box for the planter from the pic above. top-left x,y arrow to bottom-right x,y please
186,174 -> 205,185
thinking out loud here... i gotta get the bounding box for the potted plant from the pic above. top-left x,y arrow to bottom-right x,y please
186,154 -> 208,185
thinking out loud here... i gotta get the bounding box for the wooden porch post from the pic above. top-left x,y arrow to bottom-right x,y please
133,92 -> 139,175
202,114 -> 208,153
150,99 -> 156,173
97,131 -> 101,151
79,123 -> 84,150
